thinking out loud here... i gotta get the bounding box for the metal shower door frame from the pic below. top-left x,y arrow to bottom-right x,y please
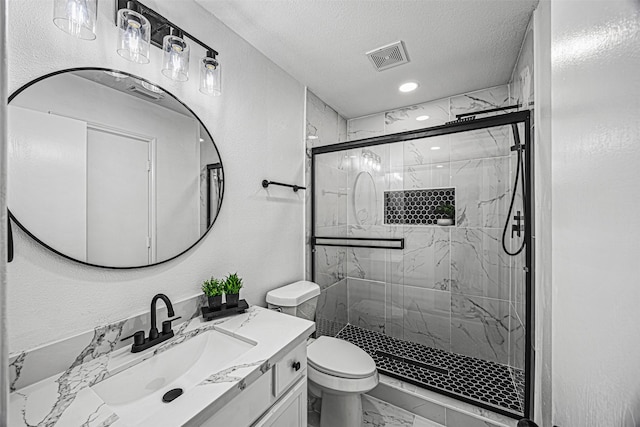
310,110 -> 534,420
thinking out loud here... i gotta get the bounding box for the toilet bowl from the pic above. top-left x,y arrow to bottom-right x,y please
266,281 -> 379,427
307,336 -> 378,427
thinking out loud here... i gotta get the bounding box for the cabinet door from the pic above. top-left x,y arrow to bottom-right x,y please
253,377 -> 307,427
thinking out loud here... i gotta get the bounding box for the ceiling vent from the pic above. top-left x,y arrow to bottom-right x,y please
366,41 -> 409,72
127,85 -> 163,101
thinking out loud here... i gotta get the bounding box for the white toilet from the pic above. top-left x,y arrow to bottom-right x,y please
266,281 -> 379,427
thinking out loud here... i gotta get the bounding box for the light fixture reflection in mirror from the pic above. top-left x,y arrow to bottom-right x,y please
162,32 -> 190,82
53,0 -> 97,40
199,52 -> 222,96
116,6 -> 151,64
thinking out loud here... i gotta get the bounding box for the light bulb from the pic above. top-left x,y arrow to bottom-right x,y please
116,8 -> 150,64
162,34 -> 190,82
199,55 -> 222,95
53,0 -> 97,40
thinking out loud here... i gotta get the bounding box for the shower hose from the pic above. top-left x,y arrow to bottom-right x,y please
502,123 -> 526,257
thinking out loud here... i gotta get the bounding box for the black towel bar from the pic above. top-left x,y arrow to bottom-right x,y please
262,180 -> 306,192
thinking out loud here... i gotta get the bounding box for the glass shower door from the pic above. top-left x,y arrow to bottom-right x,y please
312,112 -> 532,419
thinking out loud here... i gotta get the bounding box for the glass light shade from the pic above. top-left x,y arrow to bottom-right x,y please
162,35 -> 190,82
199,57 -> 222,96
52,0 -> 97,40
116,9 -> 151,64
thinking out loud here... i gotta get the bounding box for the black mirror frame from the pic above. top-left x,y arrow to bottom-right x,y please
7,67 -> 225,269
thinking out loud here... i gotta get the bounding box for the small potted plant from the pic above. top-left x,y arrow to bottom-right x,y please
435,203 -> 455,226
202,277 -> 224,311
224,272 -> 243,308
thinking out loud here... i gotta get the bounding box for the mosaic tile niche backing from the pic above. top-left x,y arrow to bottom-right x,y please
384,188 -> 455,225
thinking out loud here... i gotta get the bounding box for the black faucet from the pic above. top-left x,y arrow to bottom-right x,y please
121,293 -> 181,353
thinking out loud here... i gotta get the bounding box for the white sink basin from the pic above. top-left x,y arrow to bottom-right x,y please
91,328 -> 254,425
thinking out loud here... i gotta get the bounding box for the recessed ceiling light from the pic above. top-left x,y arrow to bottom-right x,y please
308,135 -> 319,140
399,82 -> 419,93
436,165 -> 444,168
431,146 -> 441,150
199,138 -> 204,142
416,115 -> 430,121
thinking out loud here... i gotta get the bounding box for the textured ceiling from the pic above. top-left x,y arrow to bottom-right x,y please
195,0 -> 538,118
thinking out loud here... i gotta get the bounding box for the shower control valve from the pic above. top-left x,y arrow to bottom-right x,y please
512,211 -> 525,238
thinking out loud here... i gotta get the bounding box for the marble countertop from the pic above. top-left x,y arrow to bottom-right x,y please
9,306 -> 315,426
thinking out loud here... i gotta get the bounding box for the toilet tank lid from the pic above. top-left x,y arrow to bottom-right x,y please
266,281 -> 321,306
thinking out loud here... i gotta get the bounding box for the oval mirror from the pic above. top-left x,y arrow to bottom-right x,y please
7,68 -> 224,268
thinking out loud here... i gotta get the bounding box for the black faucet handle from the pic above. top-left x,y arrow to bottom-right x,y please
162,316 -> 182,334
121,330 -> 145,346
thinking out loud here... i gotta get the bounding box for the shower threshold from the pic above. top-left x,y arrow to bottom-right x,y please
329,323 -> 524,419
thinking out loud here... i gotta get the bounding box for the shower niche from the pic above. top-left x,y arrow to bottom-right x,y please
311,111 -> 533,419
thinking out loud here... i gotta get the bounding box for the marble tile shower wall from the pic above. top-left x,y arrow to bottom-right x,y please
320,85 -> 528,370
508,16 -> 534,372
305,90 -> 349,334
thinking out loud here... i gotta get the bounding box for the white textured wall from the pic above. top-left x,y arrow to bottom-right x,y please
551,1 -> 640,425
1,0 -> 9,422
7,0 -> 305,352
532,2 -> 552,425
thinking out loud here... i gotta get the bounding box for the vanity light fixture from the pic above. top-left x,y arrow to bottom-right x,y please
53,0 -> 98,40
162,29 -> 190,82
116,2 -> 151,64
399,82 -> 418,93
416,115 -> 429,121
430,146 -> 441,150
112,0 -> 221,91
199,50 -> 222,96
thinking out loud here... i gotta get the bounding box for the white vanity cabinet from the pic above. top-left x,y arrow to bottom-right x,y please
253,377 -> 306,427
199,341 -> 307,427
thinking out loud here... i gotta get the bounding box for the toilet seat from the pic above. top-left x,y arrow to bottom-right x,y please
307,336 -> 377,383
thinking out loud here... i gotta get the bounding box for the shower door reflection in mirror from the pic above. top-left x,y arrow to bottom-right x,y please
8,68 -> 224,268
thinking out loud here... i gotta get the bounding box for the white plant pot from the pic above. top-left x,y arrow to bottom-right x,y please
437,218 -> 453,226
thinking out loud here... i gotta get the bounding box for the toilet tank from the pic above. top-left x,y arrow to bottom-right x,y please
266,281 -> 321,321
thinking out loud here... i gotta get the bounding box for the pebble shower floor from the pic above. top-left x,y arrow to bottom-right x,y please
327,323 -> 525,416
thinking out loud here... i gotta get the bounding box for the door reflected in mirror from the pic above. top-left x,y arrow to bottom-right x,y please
8,68 -> 224,268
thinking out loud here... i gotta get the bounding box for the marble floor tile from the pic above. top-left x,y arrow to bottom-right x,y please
362,395 -> 415,427
450,294 -> 511,365
402,286 -> 451,351
348,278 -> 386,333
413,416 -> 445,427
